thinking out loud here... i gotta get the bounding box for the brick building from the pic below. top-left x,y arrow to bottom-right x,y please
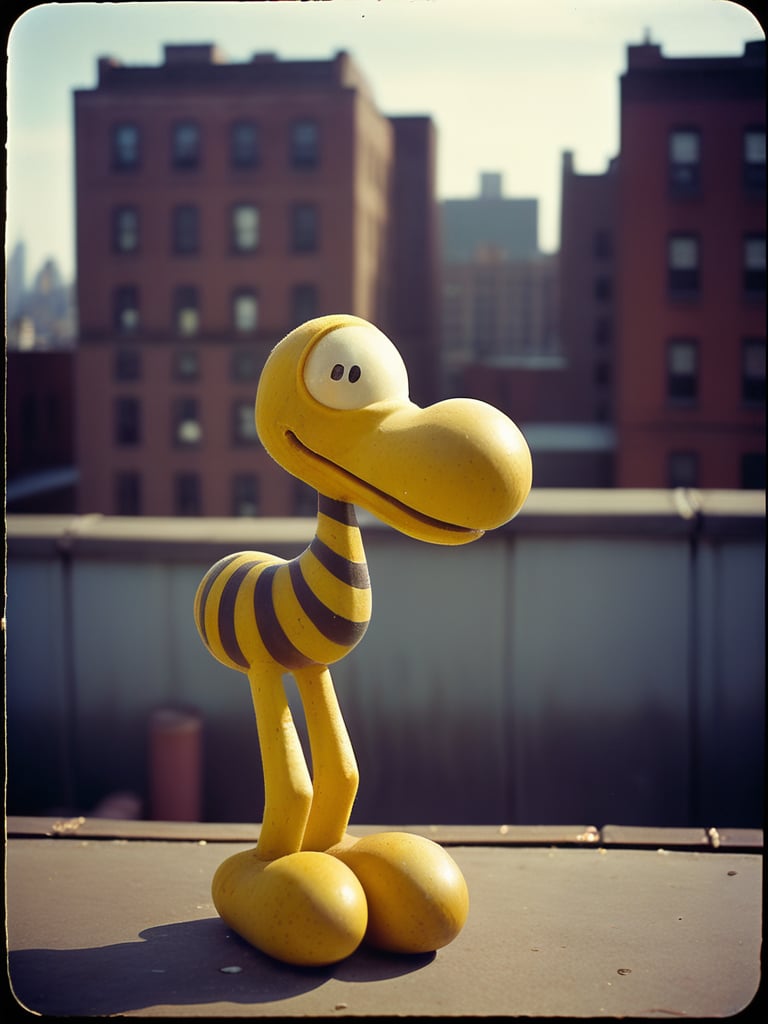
462,38 -> 765,490
615,38 -> 765,488
73,45 -> 439,516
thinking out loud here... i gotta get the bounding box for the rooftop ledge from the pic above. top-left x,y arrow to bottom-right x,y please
6,489 -> 766,563
6,817 -> 763,1018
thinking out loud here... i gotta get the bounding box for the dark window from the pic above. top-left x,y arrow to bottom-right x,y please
231,348 -> 261,381
291,283 -> 319,324
173,398 -> 202,447
172,121 -> 200,169
174,350 -> 200,381
593,230 -> 613,261
667,338 -> 698,403
232,289 -> 259,332
173,285 -> 200,335
112,123 -> 140,170
595,318 -> 612,348
668,129 -> 700,194
231,121 -> 260,169
742,338 -> 766,405
743,127 -> 765,190
741,452 -> 766,489
113,286 -> 140,334
291,119 -> 319,168
172,205 -> 200,254
668,234 -> 700,294
115,397 -> 141,446
668,451 -> 699,488
175,473 -> 202,515
232,400 -> 259,445
743,234 -> 765,295
291,203 -> 318,252
594,275 -> 612,302
233,474 -> 260,517
115,472 -> 142,515
594,360 -> 611,387
114,349 -> 141,381
231,204 -> 260,252
113,206 -> 139,253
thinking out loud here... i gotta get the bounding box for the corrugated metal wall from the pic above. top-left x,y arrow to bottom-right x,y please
6,491 -> 764,827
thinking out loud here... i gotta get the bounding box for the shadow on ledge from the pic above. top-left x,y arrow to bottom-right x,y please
8,916 -> 435,1017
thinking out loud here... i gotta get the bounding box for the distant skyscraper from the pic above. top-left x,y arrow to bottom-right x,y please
6,241 -> 26,325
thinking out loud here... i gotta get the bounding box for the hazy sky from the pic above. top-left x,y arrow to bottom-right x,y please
5,0 -> 763,282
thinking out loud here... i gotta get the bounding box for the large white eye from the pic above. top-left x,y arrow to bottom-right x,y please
303,324 -> 410,410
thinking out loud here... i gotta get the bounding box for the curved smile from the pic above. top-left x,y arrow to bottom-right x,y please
286,431 -> 478,537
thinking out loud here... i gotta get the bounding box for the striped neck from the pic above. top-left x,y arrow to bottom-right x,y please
317,494 -> 359,527
312,493 -> 368,578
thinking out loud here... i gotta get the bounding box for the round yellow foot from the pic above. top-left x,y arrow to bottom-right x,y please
329,831 -> 469,954
212,848 -> 368,966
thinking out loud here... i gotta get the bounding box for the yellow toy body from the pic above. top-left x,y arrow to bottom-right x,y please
194,315 -> 532,965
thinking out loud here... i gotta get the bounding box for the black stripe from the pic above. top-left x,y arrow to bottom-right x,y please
318,494 -> 358,527
217,560 -> 256,669
289,560 -> 369,649
196,552 -> 242,648
309,536 -> 370,590
254,563 -> 315,669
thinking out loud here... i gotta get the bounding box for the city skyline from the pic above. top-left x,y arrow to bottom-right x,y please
6,0 -> 763,283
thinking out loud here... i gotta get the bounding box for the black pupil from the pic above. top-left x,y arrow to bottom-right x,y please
330,364 -> 362,383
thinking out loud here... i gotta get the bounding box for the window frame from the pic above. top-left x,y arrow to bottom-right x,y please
173,396 -> 203,448
173,350 -> 201,381
743,126 -> 766,190
232,400 -> 260,446
111,122 -> 140,171
666,337 -> 699,405
115,471 -> 142,515
172,205 -> 200,255
114,396 -> 141,446
113,285 -> 140,334
291,202 -> 319,253
290,119 -> 320,169
231,120 -> 260,170
171,120 -> 201,170
741,337 -> 766,406
175,472 -> 202,516
667,233 -> 700,296
231,348 -> 261,381
232,473 -> 260,517
232,288 -> 259,333
742,233 -> 766,295
112,205 -> 140,253
231,203 -> 260,253
668,127 -> 701,194
173,285 -> 200,336
114,348 -> 142,381
667,450 -> 699,489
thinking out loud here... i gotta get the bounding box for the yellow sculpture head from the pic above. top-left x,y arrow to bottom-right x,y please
256,315 -> 532,545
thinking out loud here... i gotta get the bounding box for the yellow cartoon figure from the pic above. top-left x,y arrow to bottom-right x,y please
194,315 -> 532,965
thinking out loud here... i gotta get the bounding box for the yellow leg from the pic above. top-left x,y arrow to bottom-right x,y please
294,666 -> 359,852
248,665 -> 313,860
